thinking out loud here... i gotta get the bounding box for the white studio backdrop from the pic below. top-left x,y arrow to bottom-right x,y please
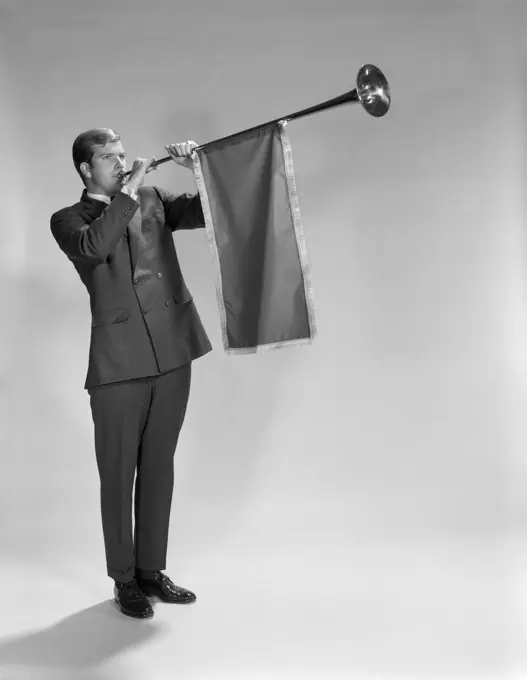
1,1 -> 527,678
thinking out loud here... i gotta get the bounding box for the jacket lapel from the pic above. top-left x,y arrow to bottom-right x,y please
127,202 -> 143,274
79,189 -> 108,219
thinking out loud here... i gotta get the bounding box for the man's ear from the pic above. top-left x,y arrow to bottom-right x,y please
80,162 -> 91,180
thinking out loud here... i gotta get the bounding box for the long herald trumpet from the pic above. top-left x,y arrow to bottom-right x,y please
121,63 -> 390,179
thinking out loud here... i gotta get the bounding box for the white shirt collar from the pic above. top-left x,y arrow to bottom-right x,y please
86,192 -> 111,205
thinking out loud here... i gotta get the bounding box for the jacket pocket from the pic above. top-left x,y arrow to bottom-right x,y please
91,307 -> 130,328
173,289 -> 193,305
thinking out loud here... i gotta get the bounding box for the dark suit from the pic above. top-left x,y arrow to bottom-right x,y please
51,185 -> 212,582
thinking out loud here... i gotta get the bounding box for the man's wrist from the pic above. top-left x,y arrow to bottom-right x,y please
121,184 -> 139,202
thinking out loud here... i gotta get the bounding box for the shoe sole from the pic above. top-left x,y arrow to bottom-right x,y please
140,589 -> 196,604
114,597 -> 154,619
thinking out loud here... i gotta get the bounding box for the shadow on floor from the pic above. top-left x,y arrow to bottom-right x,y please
0,598 -> 170,680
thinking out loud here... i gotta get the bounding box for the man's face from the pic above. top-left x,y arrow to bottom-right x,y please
84,140 -> 127,195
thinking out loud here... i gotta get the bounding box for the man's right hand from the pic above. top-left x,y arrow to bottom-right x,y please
124,157 -> 157,193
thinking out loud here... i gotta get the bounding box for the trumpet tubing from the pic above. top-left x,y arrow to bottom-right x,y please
121,64 -> 390,179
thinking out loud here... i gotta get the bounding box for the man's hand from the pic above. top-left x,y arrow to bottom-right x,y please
164,141 -> 198,170
124,157 -> 157,193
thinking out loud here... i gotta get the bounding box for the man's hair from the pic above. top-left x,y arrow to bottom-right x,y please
72,128 -> 120,184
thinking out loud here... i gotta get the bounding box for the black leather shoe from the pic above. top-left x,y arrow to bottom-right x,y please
114,578 -> 154,619
136,571 -> 196,604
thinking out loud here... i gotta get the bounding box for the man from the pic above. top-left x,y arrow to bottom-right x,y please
50,128 -> 213,619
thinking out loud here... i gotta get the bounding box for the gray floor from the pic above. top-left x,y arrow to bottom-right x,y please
0,522 -> 523,679
1,326 -> 525,678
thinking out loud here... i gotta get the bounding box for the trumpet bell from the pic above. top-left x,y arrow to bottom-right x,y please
356,64 -> 391,117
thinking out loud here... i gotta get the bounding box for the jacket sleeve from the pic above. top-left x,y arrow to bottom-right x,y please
153,186 -> 205,232
50,192 -> 139,264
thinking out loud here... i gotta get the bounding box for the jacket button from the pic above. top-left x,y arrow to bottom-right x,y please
121,212 -> 126,216
165,300 -> 171,306
142,308 -> 149,315
134,278 -> 140,285
157,272 -> 163,278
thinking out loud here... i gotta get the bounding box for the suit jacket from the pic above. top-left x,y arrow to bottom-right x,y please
50,185 -> 213,390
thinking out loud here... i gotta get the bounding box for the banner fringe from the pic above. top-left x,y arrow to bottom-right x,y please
192,150 -> 230,352
278,121 -> 317,342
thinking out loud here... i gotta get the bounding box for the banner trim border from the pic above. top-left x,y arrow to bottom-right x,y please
278,121 -> 317,343
192,151 -> 230,352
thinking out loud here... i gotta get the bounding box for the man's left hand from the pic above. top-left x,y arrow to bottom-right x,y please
164,141 -> 198,170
